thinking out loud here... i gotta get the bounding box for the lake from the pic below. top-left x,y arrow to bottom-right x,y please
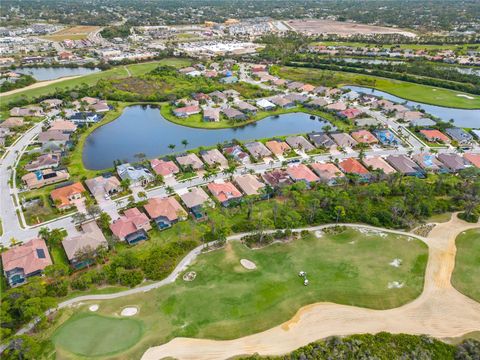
345,86 -> 480,129
17,67 -> 100,81
83,105 -> 335,170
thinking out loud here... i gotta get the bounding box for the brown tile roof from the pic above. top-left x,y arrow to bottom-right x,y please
150,159 -> 180,177
180,187 -> 211,209
235,174 -> 265,195
144,197 -> 187,221
286,164 -> 319,183
265,140 -> 291,155
62,221 -> 108,261
310,163 -> 345,181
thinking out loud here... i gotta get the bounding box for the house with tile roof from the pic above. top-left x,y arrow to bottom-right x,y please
286,136 -> 316,152
25,153 -> 61,171
386,155 -> 424,177
200,149 -> 228,168
286,164 -> 319,184
22,169 -> 70,190
235,174 -> 265,196
261,169 -> 294,188
50,182 -> 86,209
85,175 -> 121,200
173,105 -> 201,118
244,141 -> 272,160
330,133 -> 358,148
464,153 -> 480,168
362,156 -> 397,175
310,162 -> 345,185
445,128 -> 474,146
338,158 -> 370,178
150,159 -> 180,178
265,140 -> 291,156
420,129 -> 450,143
203,107 -> 221,122
144,197 -> 187,229
176,153 -> 204,171
207,181 -> 243,206
0,117 -> 24,129
412,153 -> 447,173
110,208 -> 151,244
180,187 -> 212,220
437,153 -> 468,173
1,238 -> 52,286
117,163 -> 154,186
62,221 -> 108,268
351,130 -> 378,145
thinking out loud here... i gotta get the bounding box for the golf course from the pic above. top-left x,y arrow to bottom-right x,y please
452,228 -> 480,303
49,228 -> 428,359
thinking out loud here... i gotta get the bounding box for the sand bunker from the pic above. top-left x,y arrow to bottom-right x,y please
389,258 -> 402,267
89,304 -> 99,312
314,230 -> 323,238
240,259 -> 257,270
121,307 -> 138,316
388,281 -> 404,289
457,94 -> 474,99
183,271 -> 197,282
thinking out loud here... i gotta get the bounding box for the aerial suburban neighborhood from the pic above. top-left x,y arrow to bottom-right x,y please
0,0 -> 479,359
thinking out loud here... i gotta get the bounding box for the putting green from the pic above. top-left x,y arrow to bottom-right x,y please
52,313 -> 143,357
452,229 -> 480,302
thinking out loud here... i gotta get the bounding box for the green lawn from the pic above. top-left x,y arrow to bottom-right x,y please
452,229 -> 480,302
278,66 -> 480,109
50,228 -> 427,359
0,58 -> 191,106
52,313 -> 143,357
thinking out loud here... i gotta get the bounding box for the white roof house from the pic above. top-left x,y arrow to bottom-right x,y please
256,99 -> 276,110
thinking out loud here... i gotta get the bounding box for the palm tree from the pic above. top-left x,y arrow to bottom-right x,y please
168,144 -> 176,152
181,139 -> 189,148
165,186 -> 174,195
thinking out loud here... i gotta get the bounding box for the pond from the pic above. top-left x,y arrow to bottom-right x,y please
16,67 -> 100,81
83,105 -> 335,170
345,86 -> 480,129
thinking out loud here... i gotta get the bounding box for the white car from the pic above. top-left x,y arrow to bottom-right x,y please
104,194 -> 110,200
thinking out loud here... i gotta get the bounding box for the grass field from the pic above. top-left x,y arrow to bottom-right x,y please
53,313 -> 143,357
278,66 -> 480,109
452,229 -> 480,302
0,58 -> 192,105
50,228 -> 427,359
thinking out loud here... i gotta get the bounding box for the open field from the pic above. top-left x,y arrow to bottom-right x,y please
50,228 -> 427,358
40,25 -> 101,41
0,58 -> 191,105
452,229 -> 480,302
278,66 -> 480,109
287,19 -> 415,37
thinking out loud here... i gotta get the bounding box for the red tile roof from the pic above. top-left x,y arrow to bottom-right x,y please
420,129 -> 450,143
110,208 -> 150,239
207,182 -> 242,203
150,159 -> 179,176
50,182 -> 85,208
1,238 -> 52,275
464,153 -> 480,168
339,158 -> 370,175
286,164 -> 319,183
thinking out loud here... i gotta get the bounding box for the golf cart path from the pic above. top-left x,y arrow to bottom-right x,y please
141,214 -> 480,360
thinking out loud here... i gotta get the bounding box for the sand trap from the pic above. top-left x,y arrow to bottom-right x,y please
240,259 -> 257,270
121,307 -> 138,316
183,271 -> 197,282
89,304 -> 99,312
314,230 -> 323,238
457,94 -> 474,99
388,281 -> 404,289
389,258 -> 402,267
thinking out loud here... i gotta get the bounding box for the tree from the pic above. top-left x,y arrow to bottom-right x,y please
168,144 -> 176,152
137,191 -> 147,200
181,139 -> 189,148
98,212 -> 112,231
38,228 -> 66,247
334,205 -> 346,223
165,186 -> 174,195
72,212 -> 87,225
86,204 -> 101,219
120,178 -> 131,192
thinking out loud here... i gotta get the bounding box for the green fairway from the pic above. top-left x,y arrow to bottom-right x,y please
452,229 -> 480,302
51,228 -> 427,359
278,66 -> 480,109
0,58 -> 191,105
52,313 -> 143,357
